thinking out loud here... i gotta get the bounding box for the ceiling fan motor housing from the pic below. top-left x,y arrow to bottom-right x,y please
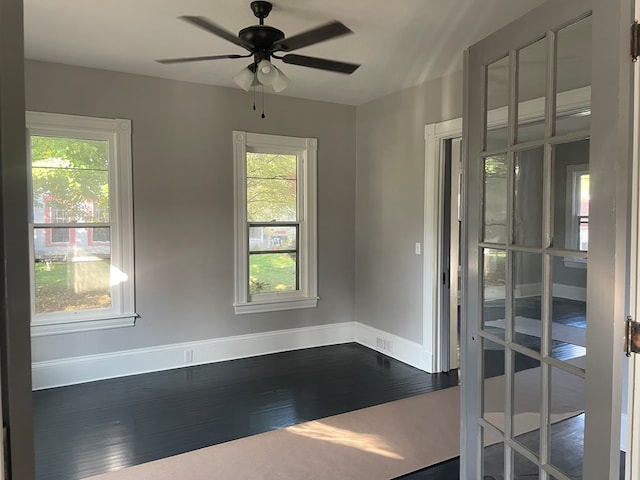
250,1 -> 273,21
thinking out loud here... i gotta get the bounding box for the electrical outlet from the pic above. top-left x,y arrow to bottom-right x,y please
415,242 -> 421,255
184,349 -> 194,363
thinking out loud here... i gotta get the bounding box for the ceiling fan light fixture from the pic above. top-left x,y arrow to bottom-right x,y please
233,66 -> 255,91
271,65 -> 290,92
256,59 -> 278,85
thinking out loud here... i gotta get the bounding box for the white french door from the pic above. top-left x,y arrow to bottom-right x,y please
461,0 -> 634,479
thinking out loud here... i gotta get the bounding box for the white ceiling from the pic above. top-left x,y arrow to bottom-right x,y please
24,0 -> 547,106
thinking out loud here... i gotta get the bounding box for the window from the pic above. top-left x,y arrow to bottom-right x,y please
564,164 -> 589,267
233,131 -> 318,314
28,112 -> 136,335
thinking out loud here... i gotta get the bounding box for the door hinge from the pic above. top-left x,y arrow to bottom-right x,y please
625,315 -> 640,356
632,21 -> 640,61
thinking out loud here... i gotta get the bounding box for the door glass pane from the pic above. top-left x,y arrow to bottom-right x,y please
550,256 -> 587,362
513,252 -> 543,352
249,252 -> 297,294
483,154 -> 508,243
517,37 -> 547,143
552,140 -> 590,250
549,367 -> 585,477
556,16 -> 591,134
514,449 -> 540,478
483,249 -> 507,338
33,227 -> 112,314
486,56 -> 509,151
514,147 -> 544,247
513,352 -> 541,455
482,427 -> 505,478
483,338 -> 505,431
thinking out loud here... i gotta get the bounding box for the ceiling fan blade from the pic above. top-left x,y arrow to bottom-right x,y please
180,15 -> 254,51
156,54 -> 250,64
272,21 -> 352,52
281,54 -> 360,74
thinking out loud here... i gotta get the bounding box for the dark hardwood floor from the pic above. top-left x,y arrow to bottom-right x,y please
34,309 -> 611,480
33,343 -> 459,480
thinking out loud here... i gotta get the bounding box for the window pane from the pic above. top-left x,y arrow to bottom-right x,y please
246,153 -> 297,222
249,252 -> 297,294
90,227 -> 110,244
34,228 -> 112,314
31,136 -> 110,223
249,225 -> 297,252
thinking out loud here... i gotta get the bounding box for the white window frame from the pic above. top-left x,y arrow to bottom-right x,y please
233,131 -> 318,314
564,163 -> 589,268
27,111 -> 136,336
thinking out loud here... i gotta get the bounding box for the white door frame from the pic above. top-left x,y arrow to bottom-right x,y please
625,7 -> 640,474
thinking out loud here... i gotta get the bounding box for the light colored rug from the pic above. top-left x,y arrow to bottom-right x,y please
87,387 -> 462,480
86,360 -> 585,480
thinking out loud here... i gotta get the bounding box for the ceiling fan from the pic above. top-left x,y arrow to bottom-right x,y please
157,1 -> 360,94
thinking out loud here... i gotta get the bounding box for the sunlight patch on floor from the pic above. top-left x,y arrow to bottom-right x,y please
286,421 -> 404,460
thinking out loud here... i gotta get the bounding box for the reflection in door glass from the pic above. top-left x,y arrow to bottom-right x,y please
486,56 -> 509,151
552,140 -> 590,251
550,255 -> 587,362
549,366 -> 585,478
512,352 -> 542,455
514,449 -> 540,478
483,249 -> 506,339
482,427 -> 504,477
483,155 -> 508,244
483,337 -> 505,431
556,16 -> 591,134
517,37 -> 547,143
512,252 -> 543,353
514,148 -> 544,247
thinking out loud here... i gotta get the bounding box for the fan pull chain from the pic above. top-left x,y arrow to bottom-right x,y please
261,85 -> 266,119
252,84 -> 256,111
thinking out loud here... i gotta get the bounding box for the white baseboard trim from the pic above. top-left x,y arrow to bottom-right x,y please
355,322 -> 430,372
32,322 -> 356,390
32,322 -> 432,390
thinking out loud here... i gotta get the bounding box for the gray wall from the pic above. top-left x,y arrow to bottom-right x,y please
26,60 -> 357,362
355,71 -> 463,344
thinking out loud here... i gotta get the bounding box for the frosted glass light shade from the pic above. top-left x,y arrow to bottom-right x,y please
271,66 -> 290,93
233,67 -> 255,91
256,60 -> 278,85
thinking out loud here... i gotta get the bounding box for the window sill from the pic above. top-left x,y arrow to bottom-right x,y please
31,314 -> 137,337
234,297 -> 318,315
